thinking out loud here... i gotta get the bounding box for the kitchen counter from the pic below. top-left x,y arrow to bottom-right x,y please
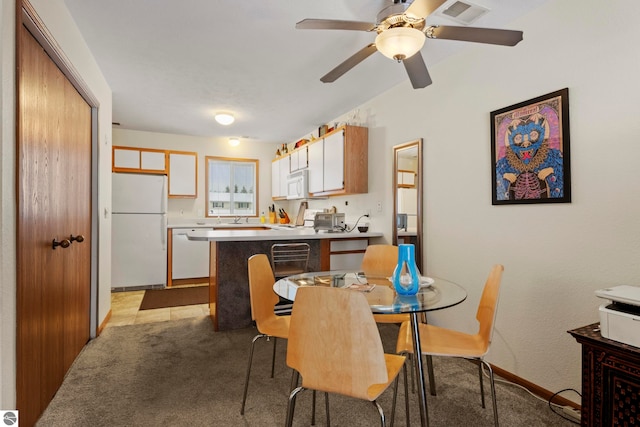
186,227 -> 382,241
189,227 -> 383,331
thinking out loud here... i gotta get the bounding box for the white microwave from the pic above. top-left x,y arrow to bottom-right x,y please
286,170 -> 309,200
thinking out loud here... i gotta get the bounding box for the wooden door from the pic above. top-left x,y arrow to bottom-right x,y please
16,24 -> 92,426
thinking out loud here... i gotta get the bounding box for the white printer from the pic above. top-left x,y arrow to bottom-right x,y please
595,285 -> 640,348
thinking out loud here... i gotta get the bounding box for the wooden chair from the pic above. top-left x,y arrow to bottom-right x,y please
285,286 -> 408,427
240,254 -> 290,415
360,244 -> 410,324
270,242 -> 311,279
395,264 -> 505,426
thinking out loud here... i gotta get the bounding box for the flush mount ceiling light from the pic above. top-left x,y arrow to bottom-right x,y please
375,27 -> 425,61
228,138 -> 240,147
214,113 -> 235,126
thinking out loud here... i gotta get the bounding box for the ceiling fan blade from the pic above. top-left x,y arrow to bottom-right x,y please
403,52 -> 432,89
430,26 -> 523,46
296,18 -> 376,32
320,43 -> 378,83
405,0 -> 448,20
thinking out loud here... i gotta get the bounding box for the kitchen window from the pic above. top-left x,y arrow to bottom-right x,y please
205,156 -> 258,217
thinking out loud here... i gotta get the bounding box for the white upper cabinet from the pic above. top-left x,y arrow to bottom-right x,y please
322,131 -> 345,192
113,146 -> 167,173
290,146 -> 308,172
307,125 -> 368,197
140,150 -> 166,171
307,139 -> 324,194
271,156 -> 289,199
168,151 -> 197,198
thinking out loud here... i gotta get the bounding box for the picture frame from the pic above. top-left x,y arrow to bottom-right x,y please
490,88 -> 571,205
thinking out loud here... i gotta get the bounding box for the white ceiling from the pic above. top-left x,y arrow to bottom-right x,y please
63,0 -> 548,144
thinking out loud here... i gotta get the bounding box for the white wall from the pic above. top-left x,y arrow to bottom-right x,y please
112,128 -> 278,221
0,0 -> 112,408
336,0 -> 640,401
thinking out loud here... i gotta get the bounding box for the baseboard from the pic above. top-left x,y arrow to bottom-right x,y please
170,277 -> 209,287
96,309 -> 112,336
491,364 -> 580,410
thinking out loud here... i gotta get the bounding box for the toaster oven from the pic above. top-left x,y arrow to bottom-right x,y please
313,213 -> 345,232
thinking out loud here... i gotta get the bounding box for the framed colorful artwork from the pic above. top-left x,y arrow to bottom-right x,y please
490,88 -> 571,205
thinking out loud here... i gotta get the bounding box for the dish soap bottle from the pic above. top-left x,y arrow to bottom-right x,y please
260,211 -> 266,224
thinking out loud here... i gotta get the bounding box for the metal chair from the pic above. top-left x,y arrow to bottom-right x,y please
240,254 -> 290,415
395,264 -> 505,426
271,243 -> 310,316
270,242 -> 311,279
285,286 -> 408,427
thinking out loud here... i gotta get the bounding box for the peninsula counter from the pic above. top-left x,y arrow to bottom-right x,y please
187,228 -> 383,330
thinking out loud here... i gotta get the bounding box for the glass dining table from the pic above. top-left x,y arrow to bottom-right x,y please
273,270 -> 467,427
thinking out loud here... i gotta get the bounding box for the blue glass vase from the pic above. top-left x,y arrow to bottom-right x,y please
392,244 -> 420,296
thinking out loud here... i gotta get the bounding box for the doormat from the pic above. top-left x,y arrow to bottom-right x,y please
140,286 -> 208,310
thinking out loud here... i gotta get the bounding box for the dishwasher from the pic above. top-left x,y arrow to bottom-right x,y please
171,228 -> 210,280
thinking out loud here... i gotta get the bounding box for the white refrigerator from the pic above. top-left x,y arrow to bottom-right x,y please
112,173 -> 168,288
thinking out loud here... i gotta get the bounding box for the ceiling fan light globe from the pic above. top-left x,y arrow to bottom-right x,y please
375,27 -> 425,61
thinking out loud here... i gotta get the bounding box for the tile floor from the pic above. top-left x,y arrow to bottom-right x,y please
108,287 -> 210,327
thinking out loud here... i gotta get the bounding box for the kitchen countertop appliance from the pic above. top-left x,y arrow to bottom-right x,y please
314,212 -> 345,232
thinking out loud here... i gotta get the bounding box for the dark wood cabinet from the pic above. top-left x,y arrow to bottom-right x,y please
569,323 -> 640,426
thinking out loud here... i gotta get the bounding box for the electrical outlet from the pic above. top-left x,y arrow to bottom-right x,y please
376,201 -> 382,212
562,406 -> 581,422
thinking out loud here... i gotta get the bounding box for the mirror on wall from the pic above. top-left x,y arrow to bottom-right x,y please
392,139 -> 423,271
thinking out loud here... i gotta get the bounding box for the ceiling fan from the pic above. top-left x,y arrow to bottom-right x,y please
296,0 -> 523,89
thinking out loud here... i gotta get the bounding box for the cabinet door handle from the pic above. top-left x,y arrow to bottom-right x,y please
70,234 -> 85,243
52,238 -> 71,250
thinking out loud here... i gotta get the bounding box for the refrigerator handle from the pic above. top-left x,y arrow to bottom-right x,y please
161,176 -> 168,214
161,214 -> 167,249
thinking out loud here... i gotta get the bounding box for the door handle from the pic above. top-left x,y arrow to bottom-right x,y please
70,234 -> 85,243
52,238 -> 71,250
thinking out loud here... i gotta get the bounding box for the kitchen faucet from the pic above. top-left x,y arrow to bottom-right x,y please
233,216 -> 241,224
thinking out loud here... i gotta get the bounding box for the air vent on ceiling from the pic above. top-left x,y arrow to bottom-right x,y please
437,0 -> 489,25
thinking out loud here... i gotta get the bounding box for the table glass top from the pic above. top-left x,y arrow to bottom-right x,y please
273,271 -> 467,314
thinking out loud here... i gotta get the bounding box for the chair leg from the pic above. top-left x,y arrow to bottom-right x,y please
372,400 -> 385,427
390,362 -> 410,427
477,360 -> 486,408
324,392 -> 330,427
482,360 -> 499,427
240,333 -> 267,415
403,362 -> 410,427
425,355 -> 436,396
285,386 -> 304,427
311,390 -> 316,426
271,337 -> 277,378
390,370 -> 399,427
410,353 -> 415,394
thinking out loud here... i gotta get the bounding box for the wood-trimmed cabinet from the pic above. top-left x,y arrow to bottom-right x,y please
271,155 -> 289,199
113,146 -> 197,198
307,125 -> 368,197
168,151 -> 197,198
112,146 -> 167,174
